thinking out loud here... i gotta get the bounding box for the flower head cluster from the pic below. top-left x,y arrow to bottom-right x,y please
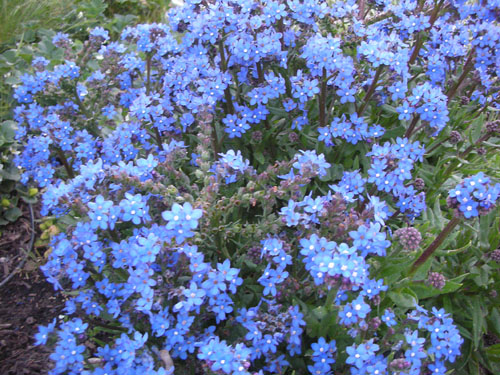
308,337 -> 336,375
258,237 -> 291,296
213,150 -> 251,184
318,114 -> 385,146
393,226 -> 422,251
447,172 -> 500,218
162,202 -> 203,243
10,0 -> 483,373
367,138 -> 426,219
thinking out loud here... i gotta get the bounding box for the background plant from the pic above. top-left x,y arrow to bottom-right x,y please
10,0 -> 500,374
0,0 -> 171,228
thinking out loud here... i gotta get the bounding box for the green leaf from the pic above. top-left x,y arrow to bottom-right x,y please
380,125 -> 405,141
488,308 -> 500,337
388,287 -> 418,308
486,344 -> 500,363
381,104 -> 398,114
433,197 -> 444,230
352,155 -> 359,170
319,163 -> 343,182
471,296 -> 484,350
254,151 -> 265,165
469,114 -> 484,144
437,240 -> 471,255
312,306 -> 327,321
471,265 -> 490,287
443,294 -> 453,314
0,120 -> 17,140
1,165 -> 21,182
20,195 -> 38,204
4,207 -> 22,222
377,258 -> 413,284
267,106 -> 288,117
479,210 -> 496,250
412,258 -> 432,281
483,141 -> 500,149
410,280 -> 462,299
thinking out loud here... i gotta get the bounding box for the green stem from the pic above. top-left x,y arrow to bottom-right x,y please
357,0 -> 366,20
446,49 -> 475,102
211,119 -> 220,159
426,136 -> 450,155
277,18 -> 285,50
411,122 -> 429,136
146,55 -> 152,95
411,217 -> 460,272
218,39 -> 234,114
73,86 -> 96,132
404,115 -> 420,138
148,114 -> 164,151
408,33 -> 424,66
256,61 -> 265,84
408,0 -> 444,66
319,68 -> 327,127
357,66 -> 384,116
145,56 -> 164,150
55,147 -> 75,179
365,11 -> 393,26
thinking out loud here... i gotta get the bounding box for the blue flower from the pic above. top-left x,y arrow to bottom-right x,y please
292,150 -> 331,178
34,319 -> 57,345
119,193 -> 150,225
381,309 -> 397,327
162,202 -> 203,243
223,114 -> 250,138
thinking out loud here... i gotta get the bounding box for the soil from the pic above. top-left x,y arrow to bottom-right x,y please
0,204 -> 64,375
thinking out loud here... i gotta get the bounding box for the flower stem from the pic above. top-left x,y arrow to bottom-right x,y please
319,68 -> 327,127
411,217 -> 460,272
357,0 -> 366,20
146,55 -> 164,150
358,66 -> 384,116
218,39 -> 234,114
404,115 -> 420,138
55,147 -> 75,179
446,48 -> 475,102
425,136 -> 450,155
408,0 -> 444,66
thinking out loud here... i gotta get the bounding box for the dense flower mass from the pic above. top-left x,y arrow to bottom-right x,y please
12,0 -> 500,374
447,173 -> 500,218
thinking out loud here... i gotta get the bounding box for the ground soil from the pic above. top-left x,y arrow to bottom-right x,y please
0,204 -> 64,375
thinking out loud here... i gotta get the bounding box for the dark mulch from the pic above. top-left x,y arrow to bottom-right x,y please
0,204 -> 64,375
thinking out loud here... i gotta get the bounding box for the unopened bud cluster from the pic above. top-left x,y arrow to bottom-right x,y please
393,227 -> 422,251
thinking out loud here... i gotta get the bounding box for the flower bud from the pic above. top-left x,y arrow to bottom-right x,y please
489,249 -> 500,262
393,227 -> 422,251
449,130 -> 462,144
427,272 -> 446,290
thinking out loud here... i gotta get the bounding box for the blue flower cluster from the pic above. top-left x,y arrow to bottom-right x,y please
318,113 -> 385,146
448,172 -> 500,218
309,337 -> 336,375
366,138 -> 426,219
14,0 -> 498,373
213,150 -> 251,184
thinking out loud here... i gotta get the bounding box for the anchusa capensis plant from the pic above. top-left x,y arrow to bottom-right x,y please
11,0 -> 500,374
